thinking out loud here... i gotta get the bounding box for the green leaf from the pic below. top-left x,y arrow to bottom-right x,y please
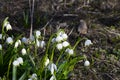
19,71 -> 27,80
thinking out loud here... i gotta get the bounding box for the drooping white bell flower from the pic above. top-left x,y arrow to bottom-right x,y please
65,48 -> 74,55
4,22 -> 12,31
56,36 -> 63,42
0,44 -> 2,50
40,40 -> 45,48
13,60 -> 19,67
30,35 -> 35,41
61,33 -> 68,40
17,57 -> 23,65
6,37 -> 13,44
22,37 -> 28,44
56,43 -> 63,50
0,34 -> 2,39
85,39 -> 92,46
35,30 -> 41,38
48,63 -> 57,75
14,41 -> 19,48
45,58 -> 50,66
21,48 -> 27,55
14,40 -> 21,48
28,73 -> 37,80
51,38 -> 56,43
84,60 -> 90,67
36,39 -> 40,47
31,73 -> 37,79
62,41 -> 69,47
17,40 -> 21,45
49,75 -> 56,80
6,23 -> 12,31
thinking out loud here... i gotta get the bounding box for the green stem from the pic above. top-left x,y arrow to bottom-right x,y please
12,65 -> 17,80
44,68 -> 47,80
45,34 -> 55,55
50,44 -> 56,61
35,45 -> 37,57
56,50 -> 64,65
73,37 -> 87,50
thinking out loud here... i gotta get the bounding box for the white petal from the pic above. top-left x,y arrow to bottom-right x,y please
85,39 -> 92,46
13,60 -> 19,66
49,75 -> 56,80
6,37 -> 13,44
62,41 -> 69,47
56,36 -> 63,42
56,43 -> 63,50
35,30 -> 41,38
40,40 -> 45,48
45,58 -> 50,66
21,48 -> 27,55
61,33 -> 68,40
0,44 -> 2,50
17,57 -> 23,65
84,60 -> 90,66
22,37 -> 28,44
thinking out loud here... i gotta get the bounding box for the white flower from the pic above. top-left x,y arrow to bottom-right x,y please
21,48 -> 27,55
30,35 -> 35,41
17,57 -> 23,65
56,36 -> 63,42
48,63 -> 57,75
40,40 -> 45,48
14,41 -> 19,48
0,34 -> 2,39
18,40 -> 21,45
56,43 -> 63,50
13,60 -> 19,66
84,60 -> 90,66
35,30 -> 41,38
51,38 -> 56,43
0,44 -> 2,50
31,73 -> 37,79
61,33 -> 68,40
85,39 -> 92,46
49,75 -> 56,80
14,40 -> 21,48
62,41 -> 69,47
65,48 -> 74,55
28,73 -> 37,80
22,37 -> 28,44
4,22 -> 12,31
45,58 -> 50,66
6,37 -> 13,44
28,79 -> 32,80
36,39 -> 40,47
6,23 -> 12,31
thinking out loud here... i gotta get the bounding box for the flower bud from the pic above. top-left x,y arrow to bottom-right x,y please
21,48 -> 27,55
45,58 -> 49,66
6,37 -> 13,44
84,60 -> 90,66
